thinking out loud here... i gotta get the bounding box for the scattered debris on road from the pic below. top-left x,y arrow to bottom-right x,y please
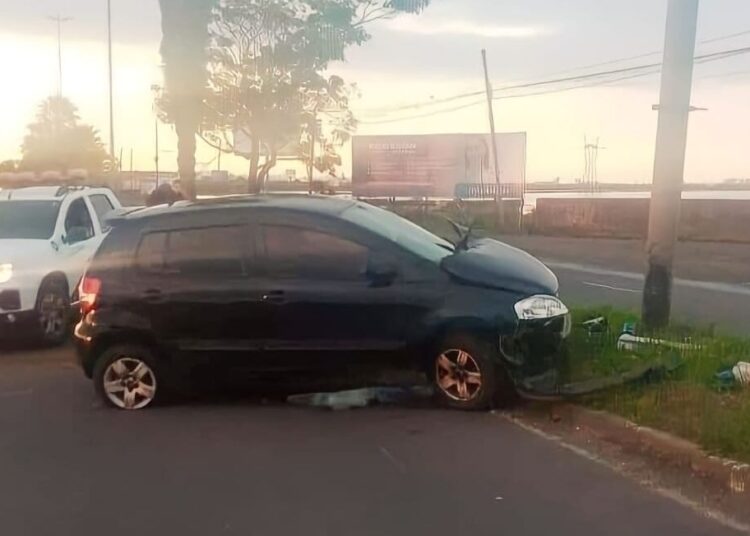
286,385 -> 433,410
714,361 -> 750,388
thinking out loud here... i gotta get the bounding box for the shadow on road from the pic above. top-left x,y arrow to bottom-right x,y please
0,338 -> 74,365
0,340 -> 52,355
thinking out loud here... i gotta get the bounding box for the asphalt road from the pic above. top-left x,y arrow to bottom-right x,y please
495,235 -> 750,334
0,344 -> 741,536
550,261 -> 750,334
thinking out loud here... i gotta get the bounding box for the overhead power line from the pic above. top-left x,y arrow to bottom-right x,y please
542,28 -> 750,77
360,70 -> 664,124
700,28 -> 750,44
359,45 -> 750,125
359,29 -> 750,115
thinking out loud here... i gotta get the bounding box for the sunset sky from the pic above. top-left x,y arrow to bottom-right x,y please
0,0 -> 748,183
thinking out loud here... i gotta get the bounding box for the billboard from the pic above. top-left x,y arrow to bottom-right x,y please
352,133 -> 526,198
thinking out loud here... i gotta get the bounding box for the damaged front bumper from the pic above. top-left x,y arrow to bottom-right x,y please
499,313 -> 572,397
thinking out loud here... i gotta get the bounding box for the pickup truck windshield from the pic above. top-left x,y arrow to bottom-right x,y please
342,202 -> 454,263
0,200 -> 61,239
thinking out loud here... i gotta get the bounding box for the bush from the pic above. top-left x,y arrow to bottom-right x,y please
569,307 -> 750,462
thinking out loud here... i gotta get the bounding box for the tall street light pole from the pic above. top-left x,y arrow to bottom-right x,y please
642,0 -> 700,328
47,15 -> 72,97
107,0 -> 116,160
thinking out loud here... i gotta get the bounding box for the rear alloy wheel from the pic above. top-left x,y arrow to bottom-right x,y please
36,279 -> 70,346
94,346 -> 162,410
433,335 -> 498,410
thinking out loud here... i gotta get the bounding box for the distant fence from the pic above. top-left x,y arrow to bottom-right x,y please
454,182 -> 524,200
368,198 -> 523,234
532,198 -> 750,243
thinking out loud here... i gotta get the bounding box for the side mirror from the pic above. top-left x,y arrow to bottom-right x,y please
64,226 -> 91,245
367,257 -> 398,287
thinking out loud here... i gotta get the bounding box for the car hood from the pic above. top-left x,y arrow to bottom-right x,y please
441,238 -> 559,295
0,239 -> 56,264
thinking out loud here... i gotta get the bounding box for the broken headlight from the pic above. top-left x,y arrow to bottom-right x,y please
514,295 -> 569,320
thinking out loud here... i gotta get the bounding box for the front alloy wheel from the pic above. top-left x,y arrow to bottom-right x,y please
436,349 -> 483,402
432,334 -> 500,410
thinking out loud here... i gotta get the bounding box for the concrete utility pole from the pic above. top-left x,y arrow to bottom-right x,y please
47,15 -> 72,97
155,118 -> 160,188
481,49 -> 503,226
107,0 -> 116,160
642,0 -> 700,328
151,85 -> 162,188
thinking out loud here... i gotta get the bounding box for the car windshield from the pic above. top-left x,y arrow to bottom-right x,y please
0,200 -> 60,239
342,202 -> 454,263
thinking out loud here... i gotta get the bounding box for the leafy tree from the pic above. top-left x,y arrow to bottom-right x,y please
20,96 -> 110,173
164,0 -> 429,193
0,160 -> 19,173
158,0 -> 216,200
296,75 -> 358,186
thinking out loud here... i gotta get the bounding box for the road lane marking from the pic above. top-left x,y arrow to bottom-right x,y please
544,260 -> 750,297
502,413 -> 750,534
379,446 -> 407,474
582,281 -> 641,293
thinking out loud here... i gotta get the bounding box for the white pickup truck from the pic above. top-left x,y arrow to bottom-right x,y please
0,185 -> 121,344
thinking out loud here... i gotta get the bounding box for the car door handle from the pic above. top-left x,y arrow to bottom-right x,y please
141,289 -> 167,304
262,290 -> 286,304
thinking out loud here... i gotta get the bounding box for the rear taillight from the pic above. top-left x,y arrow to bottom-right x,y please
79,275 -> 102,316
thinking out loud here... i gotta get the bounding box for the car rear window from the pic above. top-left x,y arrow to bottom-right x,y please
135,231 -> 168,273
168,226 -> 245,277
135,225 -> 245,277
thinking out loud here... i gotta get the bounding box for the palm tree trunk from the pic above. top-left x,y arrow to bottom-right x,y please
175,99 -> 198,200
158,0 -> 214,201
258,151 -> 277,192
247,136 -> 261,194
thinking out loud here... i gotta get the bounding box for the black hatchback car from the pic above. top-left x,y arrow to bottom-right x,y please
75,195 -> 570,411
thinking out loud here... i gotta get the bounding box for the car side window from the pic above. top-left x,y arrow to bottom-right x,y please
88,194 -> 116,232
261,224 -> 368,281
136,226 -> 246,277
64,198 -> 95,242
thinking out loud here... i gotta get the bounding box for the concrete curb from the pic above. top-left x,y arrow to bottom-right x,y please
534,403 -> 750,496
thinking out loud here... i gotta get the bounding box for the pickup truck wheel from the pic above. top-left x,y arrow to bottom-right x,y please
36,279 -> 69,346
94,345 -> 163,410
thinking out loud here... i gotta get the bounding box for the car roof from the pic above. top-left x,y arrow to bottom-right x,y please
117,194 -> 358,223
0,185 -> 112,201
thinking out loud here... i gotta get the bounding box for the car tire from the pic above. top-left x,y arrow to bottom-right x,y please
93,344 -> 164,410
432,333 -> 513,411
35,278 -> 70,346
